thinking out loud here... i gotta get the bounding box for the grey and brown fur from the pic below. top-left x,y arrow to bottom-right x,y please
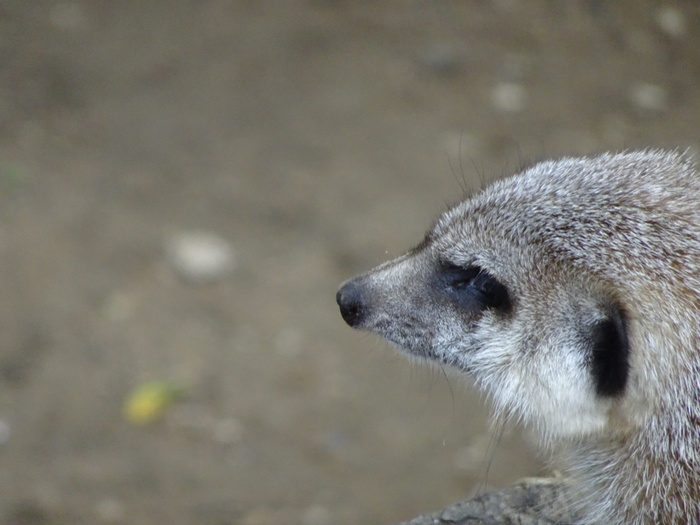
337,150 -> 700,524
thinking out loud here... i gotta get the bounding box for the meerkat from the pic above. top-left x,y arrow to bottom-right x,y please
336,150 -> 700,524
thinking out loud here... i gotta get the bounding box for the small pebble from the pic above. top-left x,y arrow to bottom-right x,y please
96,498 -> 126,523
0,419 -> 11,444
301,505 -> 331,525
240,507 -> 284,525
420,43 -> 462,75
491,82 -> 528,113
213,418 -> 244,444
102,291 -> 134,323
656,6 -> 686,38
166,231 -> 235,283
629,82 -> 668,114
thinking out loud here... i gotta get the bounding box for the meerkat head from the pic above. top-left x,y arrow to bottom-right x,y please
337,151 -> 698,444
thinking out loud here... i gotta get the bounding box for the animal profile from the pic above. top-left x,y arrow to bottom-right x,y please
337,150 -> 700,524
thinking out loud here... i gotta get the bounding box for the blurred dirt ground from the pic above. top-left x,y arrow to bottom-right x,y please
0,2 -> 698,524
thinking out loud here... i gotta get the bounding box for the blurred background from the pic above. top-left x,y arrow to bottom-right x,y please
0,1 -> 698,524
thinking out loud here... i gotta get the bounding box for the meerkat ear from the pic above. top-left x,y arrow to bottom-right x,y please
589,302 -> 630,397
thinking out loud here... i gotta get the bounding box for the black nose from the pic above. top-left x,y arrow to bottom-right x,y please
336,279 -> 365,327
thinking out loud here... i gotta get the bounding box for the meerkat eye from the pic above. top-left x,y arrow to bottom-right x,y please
442,265 -> 481,289
440,263 -> 510,311
471,272 -> 509,308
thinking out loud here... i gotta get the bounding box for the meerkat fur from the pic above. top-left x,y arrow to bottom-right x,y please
337,150 -> 700,524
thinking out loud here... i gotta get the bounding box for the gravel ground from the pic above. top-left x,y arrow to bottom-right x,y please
0,2 -> 697,524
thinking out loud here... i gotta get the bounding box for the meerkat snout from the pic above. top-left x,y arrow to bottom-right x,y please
337,150 -> 700,524
336,280 -> 365,327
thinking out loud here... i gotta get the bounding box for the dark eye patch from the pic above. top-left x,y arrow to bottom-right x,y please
440,263 -> 510,311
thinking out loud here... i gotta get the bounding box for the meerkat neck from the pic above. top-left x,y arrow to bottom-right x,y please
563,407 -> 700,524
